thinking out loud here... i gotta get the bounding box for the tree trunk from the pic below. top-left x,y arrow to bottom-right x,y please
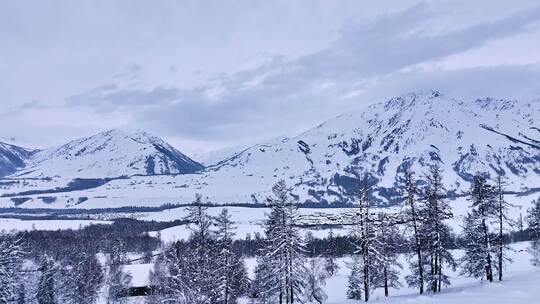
430,255 -> 436,292
363,242 -> 369,302
225,279 -> 229,304
481,215 -> 493,282
498,196 -> 503,281
438,257 -> 442,292
410,198 -> 424,294
359,195 -> 370,303
289,248 -> 294,304
384,266 -> 389,297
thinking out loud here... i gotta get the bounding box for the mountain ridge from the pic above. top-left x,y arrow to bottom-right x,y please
0,91 -> 538,208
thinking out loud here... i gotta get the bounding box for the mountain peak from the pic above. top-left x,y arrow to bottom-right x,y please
12,129 -> 203,178
382,90 -> 452,111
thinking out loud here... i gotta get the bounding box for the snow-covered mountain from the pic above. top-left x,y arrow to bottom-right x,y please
11,129 -> 204,178
0,142 -> 37,176
1,91 -> 539,208
147,91 -> 536,206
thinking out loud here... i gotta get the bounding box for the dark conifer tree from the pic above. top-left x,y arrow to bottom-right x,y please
402,169 -> 425,295
372,213 -> 403,297
215,208 -> 249,304
60,252 -> 104,304
254,180 -> 307,304
421,164 -> 456,292
0,234 -> 24,304
183,193 -> 220,302
348,177 -> 373,302
460,211 -> 488,278
324,230 -> 340,277
106,240 -> 132,304
467,173 -> 497,282
37,256 -> 57,304
526,198 -> 540,266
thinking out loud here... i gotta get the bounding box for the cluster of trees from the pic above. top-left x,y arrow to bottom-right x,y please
148,194 -> 249,304
344,165 -> 540,302
147,182 -> 338,304
0,234 -> 132,304
19,218 -> 167,258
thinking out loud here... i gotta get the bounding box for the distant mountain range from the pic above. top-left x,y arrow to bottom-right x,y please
1,91 -> 539,208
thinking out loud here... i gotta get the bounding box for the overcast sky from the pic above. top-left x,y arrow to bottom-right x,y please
1,0 -> 540,156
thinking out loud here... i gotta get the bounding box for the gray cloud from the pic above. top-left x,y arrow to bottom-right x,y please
4,1 -> 540,152
380,64 -> 540,101
63,4 -> 540,147
68,86 -> 181,111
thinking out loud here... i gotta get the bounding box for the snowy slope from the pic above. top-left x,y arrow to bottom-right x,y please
11,129 -> 203,178
199,91 -> 540,203
1,92 -> 539,208
0,141 -> 37,176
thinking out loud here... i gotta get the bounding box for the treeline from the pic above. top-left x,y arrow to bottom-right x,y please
17,218 -> 184,258
0,203 -> 184,220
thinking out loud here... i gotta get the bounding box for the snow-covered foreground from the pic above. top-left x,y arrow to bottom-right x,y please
315,242 -> 539,304
121,242 -> 539,304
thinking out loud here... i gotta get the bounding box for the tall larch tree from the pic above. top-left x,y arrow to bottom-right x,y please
348,176 -> 377,302
183,194 -> 220,303
460,211 -> 488,278
215,208 -> 249,304
468,173 -> 497,282
421,164 -> 455,292
402,169 -> 425,295
36,255 -> 57,304
372,213 -> 403,297
324,230 -> 340,277
255,180 -> 307,304
494,173 -> 514,281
